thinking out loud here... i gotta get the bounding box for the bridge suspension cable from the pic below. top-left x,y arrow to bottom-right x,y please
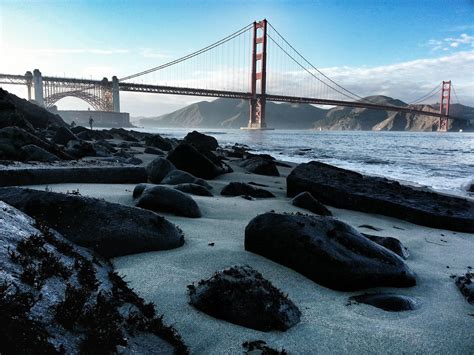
408,82 -> 442,104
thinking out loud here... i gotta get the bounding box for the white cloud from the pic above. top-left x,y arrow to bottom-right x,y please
428,33 -> 474,52
139,48 -> 171,59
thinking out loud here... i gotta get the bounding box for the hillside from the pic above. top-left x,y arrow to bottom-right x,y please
137,96 -> 474,131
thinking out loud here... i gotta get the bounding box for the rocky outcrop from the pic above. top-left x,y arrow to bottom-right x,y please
245,213 -> 416,291
167,143 -> 230,179
188,265 -> 301,331
183,130 -> 218,151
173,183 -> 213,197
349,293 -> 421,312
133,184 -> 201,218
52,126 -> 78,145
161,170 -> 212,190
0,187 -> 184,257
291,191 -> 332,216
221,182 -> 275,198
287,162 -> 474,232
239,156 -> 279,176
0,201 -> 187,354
146,157 -> 176,184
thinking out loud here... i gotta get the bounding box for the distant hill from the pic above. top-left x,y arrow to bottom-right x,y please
137,96 -> 474,131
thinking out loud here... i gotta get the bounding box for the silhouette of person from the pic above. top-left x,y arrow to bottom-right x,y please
89,116 -> 94,130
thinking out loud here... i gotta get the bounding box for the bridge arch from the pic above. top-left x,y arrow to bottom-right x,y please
45,91 -> 112,111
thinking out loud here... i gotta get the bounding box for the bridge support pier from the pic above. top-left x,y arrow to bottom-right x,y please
438,80 -> 451,132
112,76 -> 120,112
243,19 -> 271,130
33,69 -> 44,107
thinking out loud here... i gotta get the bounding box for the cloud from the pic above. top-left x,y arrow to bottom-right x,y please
139,48 -> 171,59
427,33 -> 474,52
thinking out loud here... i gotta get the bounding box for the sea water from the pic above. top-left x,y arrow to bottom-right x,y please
131,128 -> 474,198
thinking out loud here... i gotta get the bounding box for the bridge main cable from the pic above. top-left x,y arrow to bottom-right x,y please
119,22 -> 254,82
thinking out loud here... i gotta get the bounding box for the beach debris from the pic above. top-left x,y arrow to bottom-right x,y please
167,143 -> 231,179
0,201 -> 188,354
245,212 -> 416,291
292,191 -> 332,216
242,340 -> 288,354
349,293 -> 421,312
146,157 -> 176,183
188,265 -> 301,332
239,156 -> 280,176
134,184 -> 202,218
221,182 -> 275,198
0,187 -> 184,258
161,169 -> 212,189
455,272 -> 474,304
287,161 -> 474,232
173,183 -> 213,197
361,233 -> 409,259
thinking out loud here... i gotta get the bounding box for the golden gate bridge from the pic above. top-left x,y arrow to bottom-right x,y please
0,19 -> 464,131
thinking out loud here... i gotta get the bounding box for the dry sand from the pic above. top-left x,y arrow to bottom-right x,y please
27,161 -> 474,354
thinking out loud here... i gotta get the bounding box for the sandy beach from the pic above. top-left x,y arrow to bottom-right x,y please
23,154 -> 474,354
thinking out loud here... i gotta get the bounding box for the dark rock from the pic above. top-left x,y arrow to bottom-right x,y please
245,212 -> 417,291
173,183 -> 213,197
146,157 -> 176,184
53,126 -> 78,145
114,148 -> 133,159
125,157 -> 143,165
0,187 -> 184,257
0,88 -> 67,129
287,161 -> 474,233
65,140 -> 96,159
70,125 -> 89,135
75,129 -> 113,141
349,293 -> 421,312
188,265 -> 301,331
239,156 -> 280,176
20,144 -> 59,162
92,140 -> 117,157
221,182 -> 275,198
0,167 -> 147,186
362,234 -> 409,259
167,143 -> 230,179
292,191 -> 332,216
183,130 -> 218,151
144,146 -> 165,155
455,272 -> 474,304
109,128 -> 140,142
161,169 -> 212,190
242,340 -> 287,355
359,224 -> 383,231
144,134 -> 173,151
134,184 -> 201,218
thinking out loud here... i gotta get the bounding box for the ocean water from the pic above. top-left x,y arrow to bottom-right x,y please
132,128 -> 474,198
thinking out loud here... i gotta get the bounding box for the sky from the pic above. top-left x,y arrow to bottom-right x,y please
0,0 -> 473,116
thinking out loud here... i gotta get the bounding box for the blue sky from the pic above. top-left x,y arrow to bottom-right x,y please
1,0 -> 473,115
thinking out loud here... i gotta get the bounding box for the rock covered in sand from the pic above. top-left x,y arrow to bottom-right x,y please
291,191 -> 332,216
239,156 -> 280,176
245,212 -> 416,291
0,187 -> 184,258
349,293 -> 421,312
146,157 -> 176,184
161,169 -> 212,189
188,265 -> 301,331
221,182 -> 275,198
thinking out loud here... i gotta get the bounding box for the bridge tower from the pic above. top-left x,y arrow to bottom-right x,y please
112,76 -> 120,112
247,19 -> 268,129
438,80 -> 451,131
33,69 -> 44,107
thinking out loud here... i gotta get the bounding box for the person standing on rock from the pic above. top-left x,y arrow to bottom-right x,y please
89,116 -> 94,130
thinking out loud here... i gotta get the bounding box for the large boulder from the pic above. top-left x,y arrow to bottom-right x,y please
292,191 -> 332,216
20,144 -> 59,162
144,134 -> 173,151
287,162 -> 474,233
349,293 -> 421,312
146,157 -> 176,184
245,213 -> 417,291
188,265 -> 301,331
133,184 -> 201,218
173,183 -> 213,197
0,187 -> 184,258
167,143 -> 229,179
161,169 -> 212,190
183,130 -> 218,151
53,126 -> 78,145
239,156 -> 279,176
0,201 -> 187,354
221,182 -> 275,198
